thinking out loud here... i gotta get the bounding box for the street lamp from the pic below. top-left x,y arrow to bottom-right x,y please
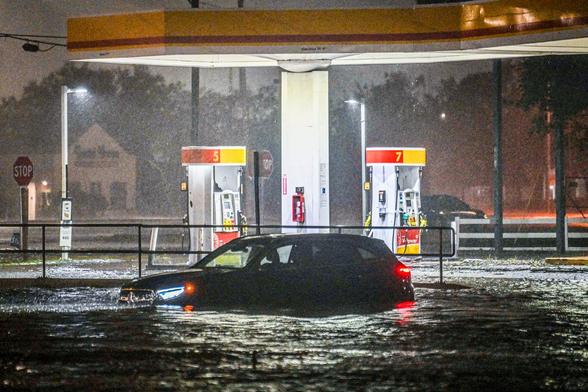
345,99 -> 367,224
61,85 -> 87,260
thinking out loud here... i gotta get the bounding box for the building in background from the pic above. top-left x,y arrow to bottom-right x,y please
66,124 -> 137,218
0,124 -> 137,220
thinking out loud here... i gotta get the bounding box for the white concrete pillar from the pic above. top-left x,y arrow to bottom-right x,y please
281,71 -> 329,232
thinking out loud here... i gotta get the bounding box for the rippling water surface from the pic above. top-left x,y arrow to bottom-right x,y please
0,261 -> 586,391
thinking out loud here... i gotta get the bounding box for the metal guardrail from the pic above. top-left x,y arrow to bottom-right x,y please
453,217 -> 588,253
0,223 -> 455,283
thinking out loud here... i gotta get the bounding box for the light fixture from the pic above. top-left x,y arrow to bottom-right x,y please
22,42 -> 39,52
66,87 -> 88,94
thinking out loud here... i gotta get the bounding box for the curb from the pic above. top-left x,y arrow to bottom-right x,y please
545,257 -> 588,266
0,278 -> 128,289
414,282 -> 470,290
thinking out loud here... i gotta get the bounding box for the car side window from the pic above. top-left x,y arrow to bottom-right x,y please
259,244 -> 293,268
312,240 -> 361,266
288,242 -> 314,267
357,247 -> 378,261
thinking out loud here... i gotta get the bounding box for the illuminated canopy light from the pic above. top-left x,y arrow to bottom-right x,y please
67,1 -> 588,69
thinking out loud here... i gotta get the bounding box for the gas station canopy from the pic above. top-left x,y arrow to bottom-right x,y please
68,0 -> 588,69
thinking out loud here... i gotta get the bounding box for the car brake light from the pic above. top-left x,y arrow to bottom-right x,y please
184,282 -> 196,295
394,263 -> 411,279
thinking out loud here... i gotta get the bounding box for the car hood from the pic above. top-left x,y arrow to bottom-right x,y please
122,268 -> 231,291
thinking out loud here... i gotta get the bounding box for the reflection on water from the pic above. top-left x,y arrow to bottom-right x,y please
0,272 -> 586,390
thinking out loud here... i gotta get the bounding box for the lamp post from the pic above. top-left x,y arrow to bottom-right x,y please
61,85 -> 87,260
345,99 -> 367,224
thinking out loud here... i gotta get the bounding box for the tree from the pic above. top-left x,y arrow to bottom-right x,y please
0,63 -> 190,219
329,71 -> 428,225
519,55 -> 588,253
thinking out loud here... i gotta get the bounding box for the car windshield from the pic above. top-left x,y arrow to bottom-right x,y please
190,241 -> 265,269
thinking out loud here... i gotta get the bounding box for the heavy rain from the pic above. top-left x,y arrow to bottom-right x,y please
1,1 -> 587,391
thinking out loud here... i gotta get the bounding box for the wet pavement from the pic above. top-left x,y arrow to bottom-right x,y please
0,258 -> 586,391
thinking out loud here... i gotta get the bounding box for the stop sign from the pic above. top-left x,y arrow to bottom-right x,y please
247,150 -> 273,178
13,156 -> 34,186
259,150 -> 273,177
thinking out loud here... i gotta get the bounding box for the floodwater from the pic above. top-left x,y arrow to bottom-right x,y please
0,260 -> 586,391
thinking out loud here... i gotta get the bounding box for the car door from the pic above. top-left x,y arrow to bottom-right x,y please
308,239 -> 364,304
198,244 -> 261,306
352,242 -> 391,302
254,240 -> 302,306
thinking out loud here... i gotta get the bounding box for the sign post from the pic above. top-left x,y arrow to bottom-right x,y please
248,150 -> 273,234
60,198 -> 72,260
13,156 -> 34,260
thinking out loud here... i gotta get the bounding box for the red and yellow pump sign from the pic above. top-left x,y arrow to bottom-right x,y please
181,146 -> 246,166
366,148 -> 426,166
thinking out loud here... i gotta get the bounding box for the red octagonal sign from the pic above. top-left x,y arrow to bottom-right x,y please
13,156 -> 34,187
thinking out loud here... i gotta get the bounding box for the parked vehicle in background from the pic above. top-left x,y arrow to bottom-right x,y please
421,194 -> 486,226
119,234 -> 414,308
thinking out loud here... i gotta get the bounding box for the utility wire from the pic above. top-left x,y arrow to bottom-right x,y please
0,32 -> 66,49
1,32 -> 66,39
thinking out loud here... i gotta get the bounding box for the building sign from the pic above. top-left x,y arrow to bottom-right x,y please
59,225 -> 72,248
61,198 -> 72,221
74,144 -> 120,167
60,198 -> 73,248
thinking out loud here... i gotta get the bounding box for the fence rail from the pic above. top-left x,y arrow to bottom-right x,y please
0,223 -> 455,282
454,216 -> 588,253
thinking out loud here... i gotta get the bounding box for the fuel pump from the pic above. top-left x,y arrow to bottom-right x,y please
181,146 -> 246,263
366,147 -> 426,256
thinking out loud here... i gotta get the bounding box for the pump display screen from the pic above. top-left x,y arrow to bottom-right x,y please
224,201 -> 231,209
379,191 -> 386,203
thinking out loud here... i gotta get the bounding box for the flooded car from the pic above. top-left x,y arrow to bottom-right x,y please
119,234 -> 414,308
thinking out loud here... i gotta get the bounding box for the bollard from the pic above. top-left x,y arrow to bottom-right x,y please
42,225 -> 46,278
439,228 -> 444,285
138,225 -> 142,278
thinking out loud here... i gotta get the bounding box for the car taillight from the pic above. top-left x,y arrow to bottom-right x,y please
394,262 -> 411,279
184,282 -> 197,295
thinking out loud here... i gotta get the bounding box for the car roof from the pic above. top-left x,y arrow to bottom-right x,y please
236,233 -> 387,247
241,233 -> 369,241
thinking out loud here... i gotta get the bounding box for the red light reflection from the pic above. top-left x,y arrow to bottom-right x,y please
183,305 -> 194,312
394,301 -> 415,326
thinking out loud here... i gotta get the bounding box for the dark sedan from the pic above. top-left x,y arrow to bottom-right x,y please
421,194 -> 487,226
119,234 -> 414,308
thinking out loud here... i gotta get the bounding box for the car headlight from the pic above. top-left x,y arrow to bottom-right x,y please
156,286 -> 185,300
